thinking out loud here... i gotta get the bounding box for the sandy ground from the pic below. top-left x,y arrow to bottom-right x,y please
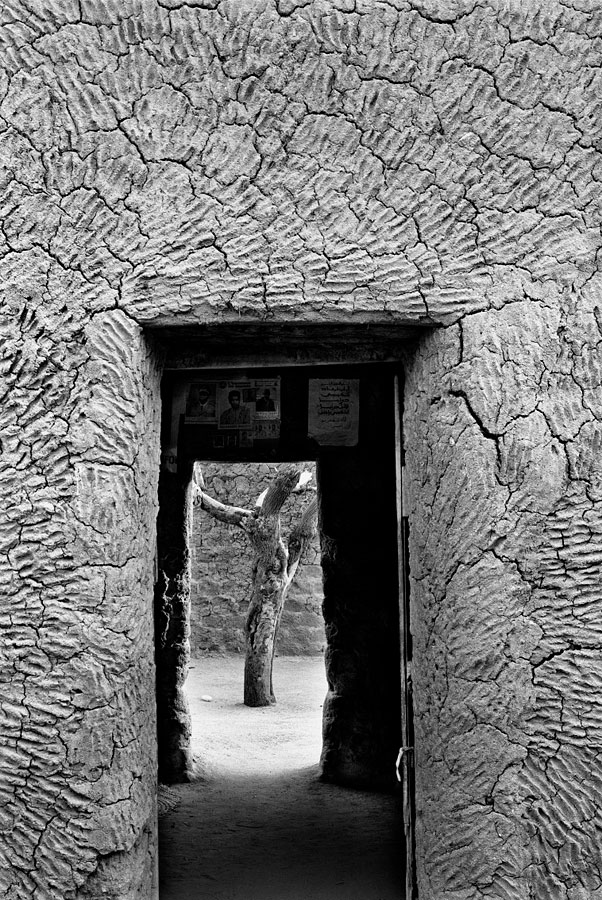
158,655 -> 404,900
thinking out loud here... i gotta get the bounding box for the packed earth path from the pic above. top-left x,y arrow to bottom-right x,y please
158,655 -> 404,900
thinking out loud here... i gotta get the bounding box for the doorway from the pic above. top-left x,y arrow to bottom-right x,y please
151,326 -> 415,897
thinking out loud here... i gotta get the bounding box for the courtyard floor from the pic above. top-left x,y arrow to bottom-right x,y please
158,654 -> 404,900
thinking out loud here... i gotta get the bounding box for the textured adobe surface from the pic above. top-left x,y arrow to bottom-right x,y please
0,306 -> 162,897
190,462 -> 324,657
1,0 -> 601,897
1,1 -> 599,329
404,291 -> 602,898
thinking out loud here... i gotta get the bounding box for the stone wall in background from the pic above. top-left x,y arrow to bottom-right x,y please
191,462 -> 324,657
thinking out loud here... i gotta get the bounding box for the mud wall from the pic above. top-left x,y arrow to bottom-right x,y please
1,1 -> 601,897
404,294 -> 602,897
191,463 -> 324,657
0,306 -> 162,899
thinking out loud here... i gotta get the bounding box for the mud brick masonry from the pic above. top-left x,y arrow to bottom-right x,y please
1,2 -> 602,898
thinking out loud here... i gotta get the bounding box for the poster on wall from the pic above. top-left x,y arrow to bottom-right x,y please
214,379 -> 281,443
216,381 -> 254,429
307,378 -> 359,447
253,379 -> 280,443
164,376 -> 282,468
184,382 -> 218,423
254,379 -> 280,420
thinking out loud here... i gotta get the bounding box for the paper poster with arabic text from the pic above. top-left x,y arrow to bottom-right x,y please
308,378 -> 359,447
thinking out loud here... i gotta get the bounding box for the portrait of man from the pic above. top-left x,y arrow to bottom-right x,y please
254,380 -> 280,422
185,383 -> 217,421
256,388 -> 276,412
219,389 -> 252,428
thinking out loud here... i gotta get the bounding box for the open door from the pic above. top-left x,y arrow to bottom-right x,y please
395,373 -> 417,898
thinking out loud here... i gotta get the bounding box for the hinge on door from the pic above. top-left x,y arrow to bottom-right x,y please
395,745 -> 414,782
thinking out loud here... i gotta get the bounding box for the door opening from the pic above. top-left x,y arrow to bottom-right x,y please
152,336 -> 414,898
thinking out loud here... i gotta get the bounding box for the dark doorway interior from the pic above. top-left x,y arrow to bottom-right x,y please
152,326 -> 414,897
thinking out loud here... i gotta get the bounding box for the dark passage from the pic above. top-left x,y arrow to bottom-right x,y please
156,363 -> 402,789
158,655 -> 404,900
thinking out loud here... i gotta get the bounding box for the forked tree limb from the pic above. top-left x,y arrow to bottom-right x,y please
293,471 -> 313,492
246,466 -> 303,572
255,469 -> 312,508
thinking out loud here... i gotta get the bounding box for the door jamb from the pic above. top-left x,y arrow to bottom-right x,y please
394,373 -> 417,898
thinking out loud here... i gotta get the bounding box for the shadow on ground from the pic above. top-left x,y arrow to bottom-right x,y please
158,655 -> 404,900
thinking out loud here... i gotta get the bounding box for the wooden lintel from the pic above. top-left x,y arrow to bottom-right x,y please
154,324 -> 422,370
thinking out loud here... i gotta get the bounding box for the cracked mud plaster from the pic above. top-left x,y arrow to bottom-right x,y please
0,0 -> 601,896
403,283 -> 602,899
0,0 -> 600,327
0,300 -> 162,898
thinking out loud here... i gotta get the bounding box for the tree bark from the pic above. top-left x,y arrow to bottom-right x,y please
194,465 -> 318,707
242,466 -> 301,706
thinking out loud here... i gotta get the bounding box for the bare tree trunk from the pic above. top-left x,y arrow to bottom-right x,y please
194,464 -> 317,708
243,565 -> 288,706
243,466 -> 301,706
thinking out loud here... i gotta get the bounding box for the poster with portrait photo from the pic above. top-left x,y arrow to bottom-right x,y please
184,382 -> 217,423
254,379 -> 280,419
217,382 -> 254,430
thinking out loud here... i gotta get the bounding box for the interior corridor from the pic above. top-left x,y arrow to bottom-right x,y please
158,655 -> 404,900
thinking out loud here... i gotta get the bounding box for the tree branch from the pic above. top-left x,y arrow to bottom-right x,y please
293,470 -> 313,492
260,465 -> 301,518
287,497 -> 318,575
193,483 -> 254,527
